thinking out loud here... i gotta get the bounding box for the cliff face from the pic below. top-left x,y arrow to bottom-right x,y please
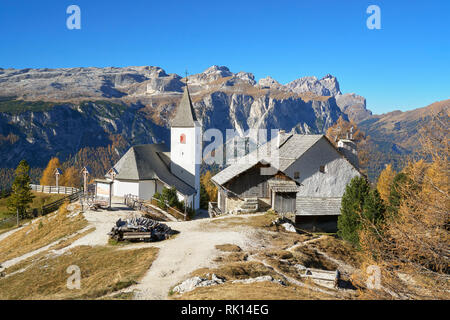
0,65 -> 347,169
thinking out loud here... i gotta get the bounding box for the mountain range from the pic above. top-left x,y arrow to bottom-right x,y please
0,65 -> 448,186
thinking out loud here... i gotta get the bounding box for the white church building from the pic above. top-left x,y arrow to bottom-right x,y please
105,86 -> 202,209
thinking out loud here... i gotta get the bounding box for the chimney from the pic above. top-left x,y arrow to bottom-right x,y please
277,129 -> 285,148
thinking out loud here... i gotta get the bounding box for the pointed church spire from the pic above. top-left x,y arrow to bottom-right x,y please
172,79 -> 198,127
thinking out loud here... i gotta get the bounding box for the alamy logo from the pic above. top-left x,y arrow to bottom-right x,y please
366,5 -> 381,30
66,5 -> 81,30
66,265 -> 81,289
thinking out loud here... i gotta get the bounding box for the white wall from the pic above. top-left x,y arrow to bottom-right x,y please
139,180 -> 156,200
170,123 -> 202,209
113,180 -> 139,198
285,137 -> 361,198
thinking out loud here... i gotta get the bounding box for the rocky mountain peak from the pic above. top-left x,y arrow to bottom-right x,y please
286,74 -> 341,96
257,76 -> 283,89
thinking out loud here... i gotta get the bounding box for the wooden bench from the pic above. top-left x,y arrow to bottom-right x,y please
122,232 -> 152,240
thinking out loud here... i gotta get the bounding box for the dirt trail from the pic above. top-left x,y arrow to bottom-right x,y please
124,219 -> 258,300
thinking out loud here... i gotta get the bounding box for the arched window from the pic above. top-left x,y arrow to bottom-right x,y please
180,133 -> 186,144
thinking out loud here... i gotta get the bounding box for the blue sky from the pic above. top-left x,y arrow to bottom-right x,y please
0,0 -> 448,114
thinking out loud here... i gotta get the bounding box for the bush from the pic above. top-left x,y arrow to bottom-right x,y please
154,187 -> 196,220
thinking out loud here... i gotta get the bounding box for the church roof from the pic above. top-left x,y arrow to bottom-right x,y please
171,85 -> 198,127
212,134 -> 324,186
113,144 -> 195,196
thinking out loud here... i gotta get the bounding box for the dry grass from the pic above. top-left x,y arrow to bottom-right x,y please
0,245 -> 159,300
191,261 -> 281,282
292,246 -> 338,270
215,244 -> 242,252
49,227 -> 96,250
209,212 -> 278,229
0,203 -> 87,262
173,281 -> 333,300
214,252 -> 248,263
309,235 -> 363,268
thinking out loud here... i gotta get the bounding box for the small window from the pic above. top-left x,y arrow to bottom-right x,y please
320,165 -> 326,173
294,171 -> 300,179
180,133 -> 186,144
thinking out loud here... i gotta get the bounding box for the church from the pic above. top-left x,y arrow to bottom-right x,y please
105,85 -> 202,210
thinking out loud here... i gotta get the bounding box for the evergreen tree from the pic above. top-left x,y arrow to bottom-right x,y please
7,160 -> 35,218
387,172 -> 408,215
200,183 -> 209,209
362,189 -> 385,224
337,176 -> 370,247
162,186 -> 179,208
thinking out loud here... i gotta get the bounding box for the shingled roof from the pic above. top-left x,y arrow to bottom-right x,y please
211,134 -> 324,185
171,86 -> 198,127
113,144 -> 195,196
296,197 -> 342,216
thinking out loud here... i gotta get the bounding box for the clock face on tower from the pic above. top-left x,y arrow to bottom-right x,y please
180,133 -> 186,144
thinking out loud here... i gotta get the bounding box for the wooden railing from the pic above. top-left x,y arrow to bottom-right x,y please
41,190 -> 82,215
150,197 -> 188,221
208,202 -> 222,218
30,184 -> 80,195
125,194 -> 188,221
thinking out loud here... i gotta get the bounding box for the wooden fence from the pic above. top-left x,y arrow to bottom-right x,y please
125,194 -> 188,221
30,184 -> 80,195
0,189 -> 82,228
40,190 -> 82,215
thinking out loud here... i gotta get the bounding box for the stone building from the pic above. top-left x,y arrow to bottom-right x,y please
210,132 -> 362,231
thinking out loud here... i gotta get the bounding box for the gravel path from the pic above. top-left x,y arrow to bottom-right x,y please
126,218 -> 258,300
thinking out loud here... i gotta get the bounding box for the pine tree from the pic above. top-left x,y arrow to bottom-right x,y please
376,164 -> 396,203
387,172 -> 408,215
200,184 -> 209,209
40,157 -> 61,186
337,176 -> 370,247
7,160 -> 35,218
362,189 -> 385,223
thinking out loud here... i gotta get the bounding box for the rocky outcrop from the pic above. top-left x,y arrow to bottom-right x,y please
286,74 -> 341,96
172,274 -> 285,294
335,93 -> 372,122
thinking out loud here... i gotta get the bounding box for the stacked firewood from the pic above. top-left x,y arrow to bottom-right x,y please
108,217 -> 176,242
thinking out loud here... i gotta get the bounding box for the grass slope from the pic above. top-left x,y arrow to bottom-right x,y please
0,245 -> 158,299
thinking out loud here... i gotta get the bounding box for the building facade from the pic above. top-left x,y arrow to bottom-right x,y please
211,133 -> 362,231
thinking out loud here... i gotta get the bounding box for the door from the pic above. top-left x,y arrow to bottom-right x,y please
274,192 -> 296,213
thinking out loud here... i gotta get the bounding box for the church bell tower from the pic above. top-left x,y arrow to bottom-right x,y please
170,83 -> 202,210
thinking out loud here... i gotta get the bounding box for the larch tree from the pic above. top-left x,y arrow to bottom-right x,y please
376,164 -> 396,203
200,171 -> 217,202
61,166 -> 79,187
358,114 -> 449,299
40,157 -> 61,186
